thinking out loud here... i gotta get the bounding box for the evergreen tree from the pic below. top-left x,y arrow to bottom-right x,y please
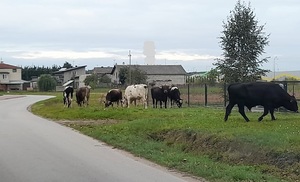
214,0 -> 270,83
22,65 -> 61,81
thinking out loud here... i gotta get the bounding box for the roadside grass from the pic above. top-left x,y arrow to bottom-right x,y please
30,92 -> 300,182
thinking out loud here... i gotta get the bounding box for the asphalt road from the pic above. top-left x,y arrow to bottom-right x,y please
0,95 -> 201,182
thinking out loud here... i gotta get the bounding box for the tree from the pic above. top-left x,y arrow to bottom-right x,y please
119,66 -> 147,85
214,0 -> 270,83
37,74 -> 57,91
22,65 -> 61,81
84,74 -> 111,88
63,61 -> 73,68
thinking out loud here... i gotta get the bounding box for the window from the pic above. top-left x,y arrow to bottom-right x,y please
12,69 -> 17,72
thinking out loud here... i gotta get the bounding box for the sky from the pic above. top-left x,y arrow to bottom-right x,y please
1,0 -> 300,72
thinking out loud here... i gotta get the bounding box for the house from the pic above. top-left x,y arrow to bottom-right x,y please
0,61 -> 29,91
111,64 -> 187,85
93,66 -> 113,80
52,65 -> 87,90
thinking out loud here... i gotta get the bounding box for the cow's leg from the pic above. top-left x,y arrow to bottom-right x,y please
224,102 -> 235,121
127,97 -> 131,108
258,107 -> 269,121
153,99 -> 156,108
144,99 -> 148,109
238,104 -> 250,122
269,108 -> 276,120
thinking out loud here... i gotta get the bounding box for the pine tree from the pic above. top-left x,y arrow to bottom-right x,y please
214,0 -> 270,83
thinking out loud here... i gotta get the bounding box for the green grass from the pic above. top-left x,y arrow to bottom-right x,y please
30,92 -> 300,182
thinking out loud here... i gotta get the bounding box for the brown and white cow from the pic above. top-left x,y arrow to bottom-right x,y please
104,89 -> 123,107
76,86 -> 91,107
124,84 -> 148,109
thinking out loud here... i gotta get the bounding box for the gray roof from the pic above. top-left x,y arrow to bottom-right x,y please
113,65 -> 187,75
93,66 -> 113,74
53,65 -> 86,74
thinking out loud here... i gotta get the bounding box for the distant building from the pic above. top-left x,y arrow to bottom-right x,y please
52,65 -> 87,90
0,61 -> 29,91
93,66 -> 113,80
111,64 -> 187,85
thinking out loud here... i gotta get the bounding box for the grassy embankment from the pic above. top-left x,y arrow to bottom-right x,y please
29,91 -> 300,182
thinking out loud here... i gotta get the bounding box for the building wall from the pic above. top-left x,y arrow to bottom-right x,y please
147,75 -> 186,85
63,67 -> 86,83
0,73 -> 10,83
78,74 -> 91,88
111,67 -> 186,85
0,68 -> 22,81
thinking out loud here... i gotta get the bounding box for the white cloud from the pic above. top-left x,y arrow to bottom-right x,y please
157,51 -> 219,61
12,50 -> 119,60
1,0 -> 300,71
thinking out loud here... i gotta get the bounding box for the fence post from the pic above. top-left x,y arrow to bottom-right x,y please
283,81 -> 287,91
187,83 -> 190,107
204,84 -> 208,106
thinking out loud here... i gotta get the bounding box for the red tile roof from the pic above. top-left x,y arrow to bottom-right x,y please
0,62 -> 20,69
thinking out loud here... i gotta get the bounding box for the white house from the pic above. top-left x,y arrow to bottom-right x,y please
111,64 -> 187,85
0,61 -> 29,91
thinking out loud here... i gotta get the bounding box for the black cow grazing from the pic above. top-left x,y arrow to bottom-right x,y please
168,86 -> 183,108
104,89 -> 123,107
76,86 -> 91,107
151,85 -> 170,108
224,82 -> 299,122
63,86 -> 74,108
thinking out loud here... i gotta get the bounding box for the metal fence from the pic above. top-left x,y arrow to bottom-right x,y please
96,81 -> 300,108
174,81 -> 300,108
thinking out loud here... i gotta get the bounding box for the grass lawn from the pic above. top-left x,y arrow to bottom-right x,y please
29,91 -> 300,182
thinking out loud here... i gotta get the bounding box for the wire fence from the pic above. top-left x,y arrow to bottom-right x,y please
94,81 -> 300,108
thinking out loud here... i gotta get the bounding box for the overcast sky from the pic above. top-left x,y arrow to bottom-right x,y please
1,0 -> 299,72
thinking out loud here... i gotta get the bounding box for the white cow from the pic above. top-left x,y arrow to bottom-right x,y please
124,84 -> 148,109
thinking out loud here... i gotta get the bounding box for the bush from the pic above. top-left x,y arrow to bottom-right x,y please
37,74 -> 57,91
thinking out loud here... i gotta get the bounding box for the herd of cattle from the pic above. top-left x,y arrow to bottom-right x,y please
63,82 -> 299,122
63,84 -> 183,110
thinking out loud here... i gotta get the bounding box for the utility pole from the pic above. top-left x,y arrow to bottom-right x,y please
128,50 -> 132,85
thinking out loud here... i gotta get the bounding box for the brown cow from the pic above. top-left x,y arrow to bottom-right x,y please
76,86 -> 91,107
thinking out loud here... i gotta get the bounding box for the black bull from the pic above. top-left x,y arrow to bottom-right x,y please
224,82 -> 298,122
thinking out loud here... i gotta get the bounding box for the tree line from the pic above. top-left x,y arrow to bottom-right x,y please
22,62 -> 73,81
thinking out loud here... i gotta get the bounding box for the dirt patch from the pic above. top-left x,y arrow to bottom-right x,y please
148,129 -> 300,181
56,119 -> 121,126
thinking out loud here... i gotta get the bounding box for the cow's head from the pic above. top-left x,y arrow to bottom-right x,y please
176,99 -> 183,108
104,101 -> 112,108
285,96 -> 298,112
